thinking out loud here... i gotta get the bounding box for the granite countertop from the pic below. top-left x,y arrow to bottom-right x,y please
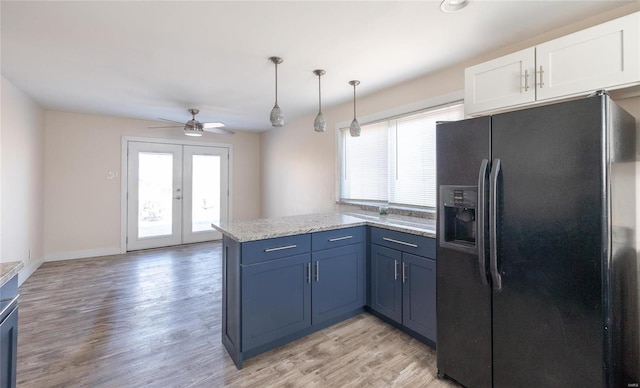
1,261 -> 23,288
212,211 -> 436,242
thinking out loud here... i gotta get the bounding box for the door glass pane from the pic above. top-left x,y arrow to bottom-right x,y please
191,155 -> 220,232
138,152 -> 173,238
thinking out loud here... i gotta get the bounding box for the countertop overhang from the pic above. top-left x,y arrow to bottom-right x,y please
1,261 -> 23,288
211,211 -> 436,242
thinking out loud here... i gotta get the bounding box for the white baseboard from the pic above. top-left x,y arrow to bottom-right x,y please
45,247 -> 122,262
18,257 -> 44,286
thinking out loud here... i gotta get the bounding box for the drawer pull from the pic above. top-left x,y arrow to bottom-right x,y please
383,237 -> 418,248
264,244 -> 297,252
329,235 -> 353,242
0,295 -> 19,320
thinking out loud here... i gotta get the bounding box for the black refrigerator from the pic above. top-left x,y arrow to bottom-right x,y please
435,92 -> 639,388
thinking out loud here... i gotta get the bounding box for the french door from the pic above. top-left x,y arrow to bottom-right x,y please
126,141 -> 229,251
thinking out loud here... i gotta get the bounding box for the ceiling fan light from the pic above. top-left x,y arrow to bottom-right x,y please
184,126 -> 203,136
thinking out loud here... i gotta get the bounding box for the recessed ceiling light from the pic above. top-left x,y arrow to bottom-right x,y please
440,0 -> 469,13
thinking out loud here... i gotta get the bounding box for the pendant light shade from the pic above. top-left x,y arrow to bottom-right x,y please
349,80 -> 361,137
313,69 -> 327,132
269,56 -> 284,127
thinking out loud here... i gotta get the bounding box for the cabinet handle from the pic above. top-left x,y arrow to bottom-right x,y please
264,244 -> 297,252
306,263 -> 311,284
315,261 -> 319,282
537,66 -> 544,88
394,259 -> 399,280
0,295 -> 19,319
402,262 -> 407,284
383,237 -> 418,248
523,70 -> 530,92
329,235 -> 353,242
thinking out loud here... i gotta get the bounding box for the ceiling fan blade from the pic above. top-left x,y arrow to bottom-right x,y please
202,122 -> 225,129
158,118 -> 185,125
148,125 -> 183,128
203,127 -> 235,135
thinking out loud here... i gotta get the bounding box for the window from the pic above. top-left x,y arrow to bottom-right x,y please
339,102 -> 464,209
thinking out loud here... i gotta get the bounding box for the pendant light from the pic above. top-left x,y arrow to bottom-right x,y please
269,56 -> 284,127
349,80 -> 361,137
313,69 -> 327,132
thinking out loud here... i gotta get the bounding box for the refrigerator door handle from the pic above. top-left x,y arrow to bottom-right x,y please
477,159 -> 489,285
489,158 -> 503,291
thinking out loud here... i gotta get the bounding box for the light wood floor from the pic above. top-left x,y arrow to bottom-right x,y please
17,242 -> 460,387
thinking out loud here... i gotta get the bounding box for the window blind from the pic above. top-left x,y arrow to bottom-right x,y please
340,102 -> 464,209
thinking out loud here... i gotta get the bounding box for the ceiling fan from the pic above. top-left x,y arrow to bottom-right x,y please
150,108 -> 234,136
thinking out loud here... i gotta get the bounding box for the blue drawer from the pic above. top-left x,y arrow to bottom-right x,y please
370,227 -> 435,259
312,226 -> 365,251
242,234 -> 311,265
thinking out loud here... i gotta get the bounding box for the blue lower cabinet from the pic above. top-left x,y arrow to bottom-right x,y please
241,253 -> 312,350
311,244 -> 365,325
402,253 -> 436,341
369,228 -> 437,345
370,244 -> 403,324
223,230 -> 366,369
1,275 -> 18,388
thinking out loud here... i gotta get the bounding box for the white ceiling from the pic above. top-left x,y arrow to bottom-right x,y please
1,1 -> 635,132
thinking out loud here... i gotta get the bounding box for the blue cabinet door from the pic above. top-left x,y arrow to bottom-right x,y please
0,306 -> 18,388
370,244 -> 402,324
402,253 -> 437,341
241,253 -> 311,350
311,244 -> 365,325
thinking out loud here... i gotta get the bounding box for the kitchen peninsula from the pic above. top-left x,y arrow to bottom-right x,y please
212,211 -> 437,369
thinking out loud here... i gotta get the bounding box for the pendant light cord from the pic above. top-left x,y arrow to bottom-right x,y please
274,62 -> 279,105
353,83 -> 357,119
318,74 -> 322,113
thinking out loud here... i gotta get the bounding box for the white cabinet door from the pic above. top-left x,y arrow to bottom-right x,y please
536,12 -> 639,101
465,48 -> 536,115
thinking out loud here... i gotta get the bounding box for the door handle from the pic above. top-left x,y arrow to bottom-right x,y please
489,158 -> 503,291
394,259 -> 399,280
523,70 -> 530,92
477,159 -> 489,286
402,262 -> 407,284
173,196 -> 182,200
537,66 -> 544,88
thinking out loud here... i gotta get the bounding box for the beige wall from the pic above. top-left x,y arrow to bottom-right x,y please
44,111 -> 260,260
1,76 -> 45,283
260,3 -> 640,218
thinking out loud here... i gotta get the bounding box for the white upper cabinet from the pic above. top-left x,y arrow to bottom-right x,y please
465,48 -> 536,114
465,12 -> 639,116
536,12 -> 639,101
